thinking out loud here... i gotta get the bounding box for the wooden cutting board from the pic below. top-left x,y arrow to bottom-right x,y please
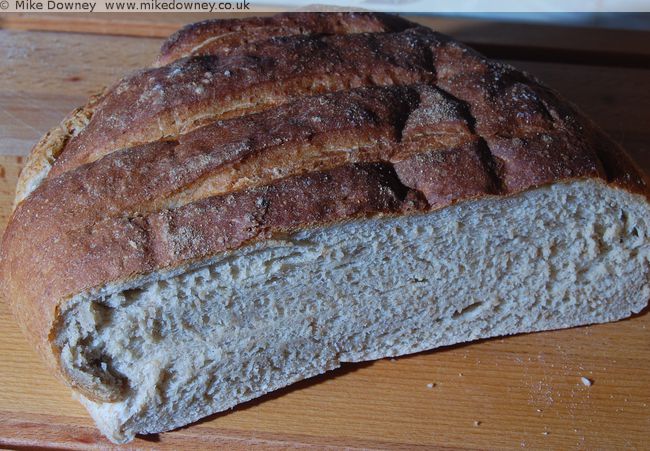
0,14 -> 649,450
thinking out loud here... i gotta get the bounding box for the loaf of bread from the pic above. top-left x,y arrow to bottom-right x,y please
2,13 -> 649,443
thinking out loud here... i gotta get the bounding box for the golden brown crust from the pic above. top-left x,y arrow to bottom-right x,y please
14,86 -> 470,243
51,28 -> 440,177
13,90 -> 104,208
1,13 -> 648,401
156,12 -> 416,66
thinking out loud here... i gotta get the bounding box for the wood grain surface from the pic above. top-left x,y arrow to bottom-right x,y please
0,14 -> 649,450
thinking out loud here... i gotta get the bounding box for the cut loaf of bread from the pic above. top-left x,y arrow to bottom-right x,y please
1,13 -> 649,444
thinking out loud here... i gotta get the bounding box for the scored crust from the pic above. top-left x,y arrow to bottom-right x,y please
16,12 -> 418,207
14,90 -> 104,207
50,28 -> 439,177
156,12 -> 417,66
1,13 -> 648,401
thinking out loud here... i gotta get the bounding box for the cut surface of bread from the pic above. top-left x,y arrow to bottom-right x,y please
59,179 -> 650,443
2,12 -> 650,444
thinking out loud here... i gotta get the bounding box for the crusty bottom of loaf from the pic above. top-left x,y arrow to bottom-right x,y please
55,179 -> 650,443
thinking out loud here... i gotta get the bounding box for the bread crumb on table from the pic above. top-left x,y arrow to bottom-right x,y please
580,376 -> 593,387
426,382 -> 436,389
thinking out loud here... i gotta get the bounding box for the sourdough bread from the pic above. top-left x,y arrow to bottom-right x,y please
2,12 -> 649,443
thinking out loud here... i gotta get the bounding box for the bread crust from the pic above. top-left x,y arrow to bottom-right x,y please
14,90 -> 104,207
155,12 -> 416,66
1,13 -> 648,402
20,13 -> 414,205
51,28 -> 440,177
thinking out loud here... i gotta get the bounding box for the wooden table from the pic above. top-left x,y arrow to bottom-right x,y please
1,13 -> 649,450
